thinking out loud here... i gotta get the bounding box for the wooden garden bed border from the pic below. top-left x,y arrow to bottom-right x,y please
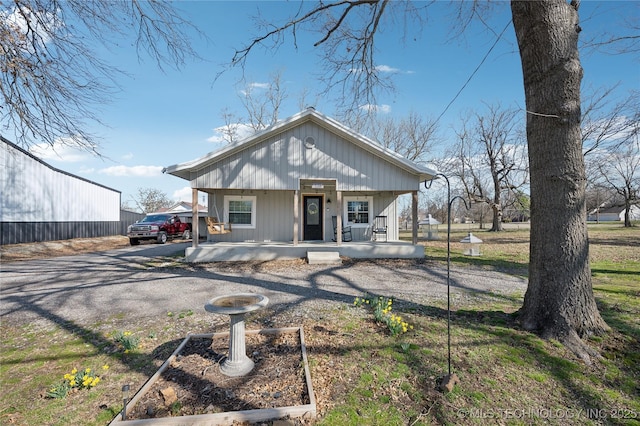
109,327 -> 316,425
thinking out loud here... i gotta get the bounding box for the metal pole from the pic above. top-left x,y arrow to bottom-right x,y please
446,188 -> 452,376
425,174 -> 469,378
121,384 -> 130,421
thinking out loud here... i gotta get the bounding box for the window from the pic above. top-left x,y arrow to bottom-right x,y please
344,196 -> 373,227
224,196 -> 256,229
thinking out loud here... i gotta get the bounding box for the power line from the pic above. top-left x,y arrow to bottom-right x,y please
434,20 -> 513,127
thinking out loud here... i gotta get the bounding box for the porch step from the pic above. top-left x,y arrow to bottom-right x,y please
306,251 -> 342,265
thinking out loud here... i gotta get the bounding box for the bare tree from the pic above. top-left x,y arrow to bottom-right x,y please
593,137 -> 640,227
445,104 -> 528,232
581,5 -> 640,55
131,187 -> 174,214
218,108 -> 243,145
296,87 -> 320,113
583,88 -> 638,198
121,200 -> 136,212
215,71 -> 289,143
229,0 -> 626,361
398,200 -> 413,231
0,0 -> 199,152
354,111 -> 440,164
421,192 -> 448,224
584,182 -> 616,222
582,87 -> 639,156
239,70 -> 287,132
230,1 -> 430,119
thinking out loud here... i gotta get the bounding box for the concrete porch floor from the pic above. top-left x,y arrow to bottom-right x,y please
185,241 -> 425,262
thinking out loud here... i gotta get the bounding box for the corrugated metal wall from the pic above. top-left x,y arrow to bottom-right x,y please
1,137 -> 120,223
193,122 -> 419,192
120,210 -> 146,235
1,221 -> 118,245
1,137 -> 130,245
1,210 -> 145,245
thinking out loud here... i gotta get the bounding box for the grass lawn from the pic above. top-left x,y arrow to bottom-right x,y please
1,223 -> 639,425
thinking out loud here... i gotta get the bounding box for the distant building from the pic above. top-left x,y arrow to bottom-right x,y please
587,204 -> 640,222
156,201 -> 208,215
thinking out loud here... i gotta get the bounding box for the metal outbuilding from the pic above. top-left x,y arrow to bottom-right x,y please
1,136 -> 123,245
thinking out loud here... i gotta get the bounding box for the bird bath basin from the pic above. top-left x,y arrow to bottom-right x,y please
205,293 -> 269,377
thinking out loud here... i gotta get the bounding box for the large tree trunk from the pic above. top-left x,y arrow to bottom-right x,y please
510,0 -> 609,363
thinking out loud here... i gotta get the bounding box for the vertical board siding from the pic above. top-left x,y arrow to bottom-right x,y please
377,194 -> 398,241
207,190 -> 294,243
205,189 -> 402,243
1,138 -> 130,244
182,116 -> 429,244
193,122 -> 419,192
120,210 -> 146,235
1,139 -> 120,223
2,210 -> 144,245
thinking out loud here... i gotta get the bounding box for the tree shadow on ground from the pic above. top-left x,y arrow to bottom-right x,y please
406,301 -> 640,421
425,253 -> 529,277
2,254 -> 637,424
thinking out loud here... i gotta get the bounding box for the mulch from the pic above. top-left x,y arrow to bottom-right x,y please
126,331 -> 312,422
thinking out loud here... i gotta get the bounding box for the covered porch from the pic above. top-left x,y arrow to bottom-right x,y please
185,240 -> 424,263
185,185 -> 423,262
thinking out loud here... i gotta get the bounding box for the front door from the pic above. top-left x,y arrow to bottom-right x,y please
303,196 -> 323,240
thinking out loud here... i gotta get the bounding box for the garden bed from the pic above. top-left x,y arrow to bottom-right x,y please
109,327 -> 316,425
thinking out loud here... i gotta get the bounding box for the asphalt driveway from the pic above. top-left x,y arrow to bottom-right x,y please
0,242 -> 527,328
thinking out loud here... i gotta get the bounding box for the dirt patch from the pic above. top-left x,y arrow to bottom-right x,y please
0,236 -> 131,262
127,331 -> 312,422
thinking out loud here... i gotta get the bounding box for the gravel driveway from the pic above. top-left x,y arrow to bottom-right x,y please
0,243 -> 527,328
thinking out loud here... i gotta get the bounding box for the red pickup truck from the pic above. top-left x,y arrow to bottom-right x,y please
127,214 -> 191,245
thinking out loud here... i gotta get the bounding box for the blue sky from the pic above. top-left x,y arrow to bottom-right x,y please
12,1 -> 639,209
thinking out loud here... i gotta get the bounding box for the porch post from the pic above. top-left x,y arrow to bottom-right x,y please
293,190 -> 299,246
192,188 -> 199,248
412,190 -> 418,245
336,190 -> 343,246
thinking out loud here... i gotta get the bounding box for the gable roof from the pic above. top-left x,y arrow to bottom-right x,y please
155,202 -> 208,215
165,201 -> 207,212
598,206 -> 626,214
590,204 -> 639,215
163,109 -> 437,181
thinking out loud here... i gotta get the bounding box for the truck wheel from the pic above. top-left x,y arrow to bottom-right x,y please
157,232 -> 168,244
182,229 -> 191,240
129,238 -> 140,246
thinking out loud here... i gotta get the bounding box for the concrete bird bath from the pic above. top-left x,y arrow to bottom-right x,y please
205,293 -> 269,377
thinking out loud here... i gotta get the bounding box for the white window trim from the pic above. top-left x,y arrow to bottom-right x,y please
343,196 -> 373,228
224,195 -> 257,229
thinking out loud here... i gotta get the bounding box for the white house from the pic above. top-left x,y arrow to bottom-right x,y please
164,109 -> 437,261
588,205 -> 640,222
